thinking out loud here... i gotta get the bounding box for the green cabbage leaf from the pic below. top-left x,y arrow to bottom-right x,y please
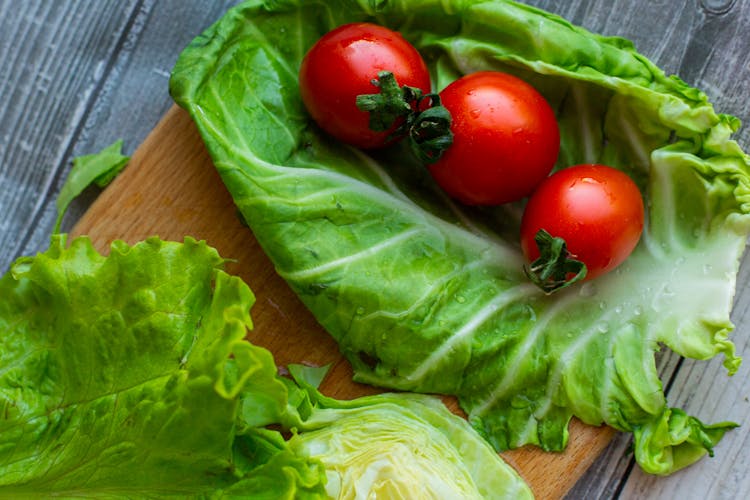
284,364 -> 533,499
170,0 -> 750,474
0,235 -> 529,498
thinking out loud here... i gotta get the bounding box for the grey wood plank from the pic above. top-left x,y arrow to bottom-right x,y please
19,0 -> 241,258
0,0 -> 141,271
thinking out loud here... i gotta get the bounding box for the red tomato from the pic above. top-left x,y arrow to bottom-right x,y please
299,23 -> 431,149
520,164 -> 645,281
428,71 -> 560,205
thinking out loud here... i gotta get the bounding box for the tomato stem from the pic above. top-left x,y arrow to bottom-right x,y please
407,94 -> 453,164
356,71 -> 453,162
524,229 -> 587,293
356,71 -> 415,132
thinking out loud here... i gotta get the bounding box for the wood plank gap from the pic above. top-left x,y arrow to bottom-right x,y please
612,456 -> 638,500
9,0 -> 148,264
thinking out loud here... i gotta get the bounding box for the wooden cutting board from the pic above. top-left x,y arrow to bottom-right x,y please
72,104 -> 616,499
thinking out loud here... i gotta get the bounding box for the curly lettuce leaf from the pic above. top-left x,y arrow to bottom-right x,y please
0,235 -> 327,498
170,0 -> 750,474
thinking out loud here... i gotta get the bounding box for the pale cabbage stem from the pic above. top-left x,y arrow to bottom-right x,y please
280,227 -> 424,281
359,258 -> 489,322
571,82 -> 597,164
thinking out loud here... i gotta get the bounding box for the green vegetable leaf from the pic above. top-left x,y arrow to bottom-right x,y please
54,140 -> 130,233
170,0 -> 750,474
0,235 -> 529,498
292,395 -> 533,499
0,235 -> 327,497
285,366 -> 533,499
632,408 -> 738,476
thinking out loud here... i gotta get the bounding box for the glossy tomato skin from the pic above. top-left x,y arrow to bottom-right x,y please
299,23 -> 431,149
520,164 -> 645,280
429,71 -> 560,205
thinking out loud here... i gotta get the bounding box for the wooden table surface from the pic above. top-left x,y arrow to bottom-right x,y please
2,1 -> 749,498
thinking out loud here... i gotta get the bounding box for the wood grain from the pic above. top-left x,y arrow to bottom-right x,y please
72,104 -> 617,499
0,0 -> 141,270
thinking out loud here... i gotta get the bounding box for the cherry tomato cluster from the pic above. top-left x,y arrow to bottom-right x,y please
299,23 -> 644,292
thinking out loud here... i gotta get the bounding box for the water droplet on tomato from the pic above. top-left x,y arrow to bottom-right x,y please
469,108 -> 482,118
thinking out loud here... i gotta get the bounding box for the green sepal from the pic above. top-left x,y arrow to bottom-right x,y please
524,229 -> 587,293
356,71 -> 453,161
407,93 -> 454,164
355,70 -> 418,133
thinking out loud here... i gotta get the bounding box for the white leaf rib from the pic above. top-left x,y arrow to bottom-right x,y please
294,10 -> 305,68
533,309 -> 620,420
406,282 -> 538,382
654,156 -> 678,250
234,186 -> 348,208
279,227 -> 424,281
360,258 -> 489,323
618,113 -> 651,171
291,152 -> 411,204
572,83 -> 597,164
514,416 -> 539,448
598,347 -> 616,426
472,293 -> 577,417
641,154 -> 678,261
